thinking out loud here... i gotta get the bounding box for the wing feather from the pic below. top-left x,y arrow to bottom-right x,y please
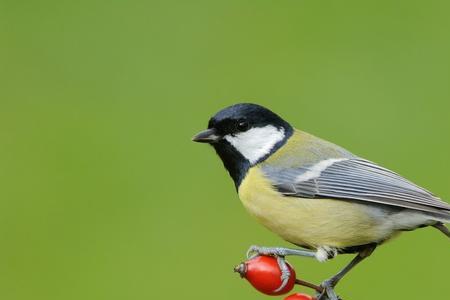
263,158 -> 450,216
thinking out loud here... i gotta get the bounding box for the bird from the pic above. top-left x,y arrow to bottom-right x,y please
192,103 -> 450,300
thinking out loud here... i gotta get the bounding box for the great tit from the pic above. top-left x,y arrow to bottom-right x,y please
192,103 -> 450,300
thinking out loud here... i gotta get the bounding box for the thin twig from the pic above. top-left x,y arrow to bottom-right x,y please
295,278 -> 324,293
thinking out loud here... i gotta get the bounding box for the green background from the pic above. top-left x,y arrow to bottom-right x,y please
1,1 -> 449,299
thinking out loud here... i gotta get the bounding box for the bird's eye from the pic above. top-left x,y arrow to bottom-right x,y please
237,120 -> 249,132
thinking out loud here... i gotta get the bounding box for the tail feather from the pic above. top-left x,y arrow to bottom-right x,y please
433,222 -> 450,239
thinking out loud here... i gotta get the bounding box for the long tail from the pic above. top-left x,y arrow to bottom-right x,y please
433,222 -> 450,238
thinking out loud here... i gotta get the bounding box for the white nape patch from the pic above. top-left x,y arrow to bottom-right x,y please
315,246 -> 338,262
224,125 -> 285,164
296,158 -> 348,182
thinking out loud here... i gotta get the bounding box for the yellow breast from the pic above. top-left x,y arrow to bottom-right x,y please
238,167 -> 387,249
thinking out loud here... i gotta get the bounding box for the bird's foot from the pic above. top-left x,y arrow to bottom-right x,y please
316,279 -> 341,300
246,245 -> 315,292
246,245 -> 316,259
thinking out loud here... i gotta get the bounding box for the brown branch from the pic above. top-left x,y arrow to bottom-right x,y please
295,278 -> 324,293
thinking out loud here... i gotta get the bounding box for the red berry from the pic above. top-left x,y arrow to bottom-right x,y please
234,255 -> 296,295
284,293 -> 316,300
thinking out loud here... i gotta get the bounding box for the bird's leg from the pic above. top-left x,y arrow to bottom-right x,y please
246,245 -> 316,292
246,245 -> 317,259
317,245 -> 376,300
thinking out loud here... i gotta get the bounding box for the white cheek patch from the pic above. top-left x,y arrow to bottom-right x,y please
224,125 -> 285,164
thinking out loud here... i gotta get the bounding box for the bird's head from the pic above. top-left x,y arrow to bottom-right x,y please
192,103 -> 293,187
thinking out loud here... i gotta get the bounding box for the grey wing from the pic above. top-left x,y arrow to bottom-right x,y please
263,158 -> 450,218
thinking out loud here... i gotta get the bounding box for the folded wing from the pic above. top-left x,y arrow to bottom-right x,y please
263,158 -> 450,217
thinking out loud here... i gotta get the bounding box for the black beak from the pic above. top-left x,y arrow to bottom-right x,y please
192,128 -> 221,143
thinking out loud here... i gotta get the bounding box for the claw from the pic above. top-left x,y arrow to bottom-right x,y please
246,245 -> 259,259
317,279 -> 340,300
273,255 -> 290,292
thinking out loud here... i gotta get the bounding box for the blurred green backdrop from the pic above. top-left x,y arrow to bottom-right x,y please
1,1 -> 449,299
